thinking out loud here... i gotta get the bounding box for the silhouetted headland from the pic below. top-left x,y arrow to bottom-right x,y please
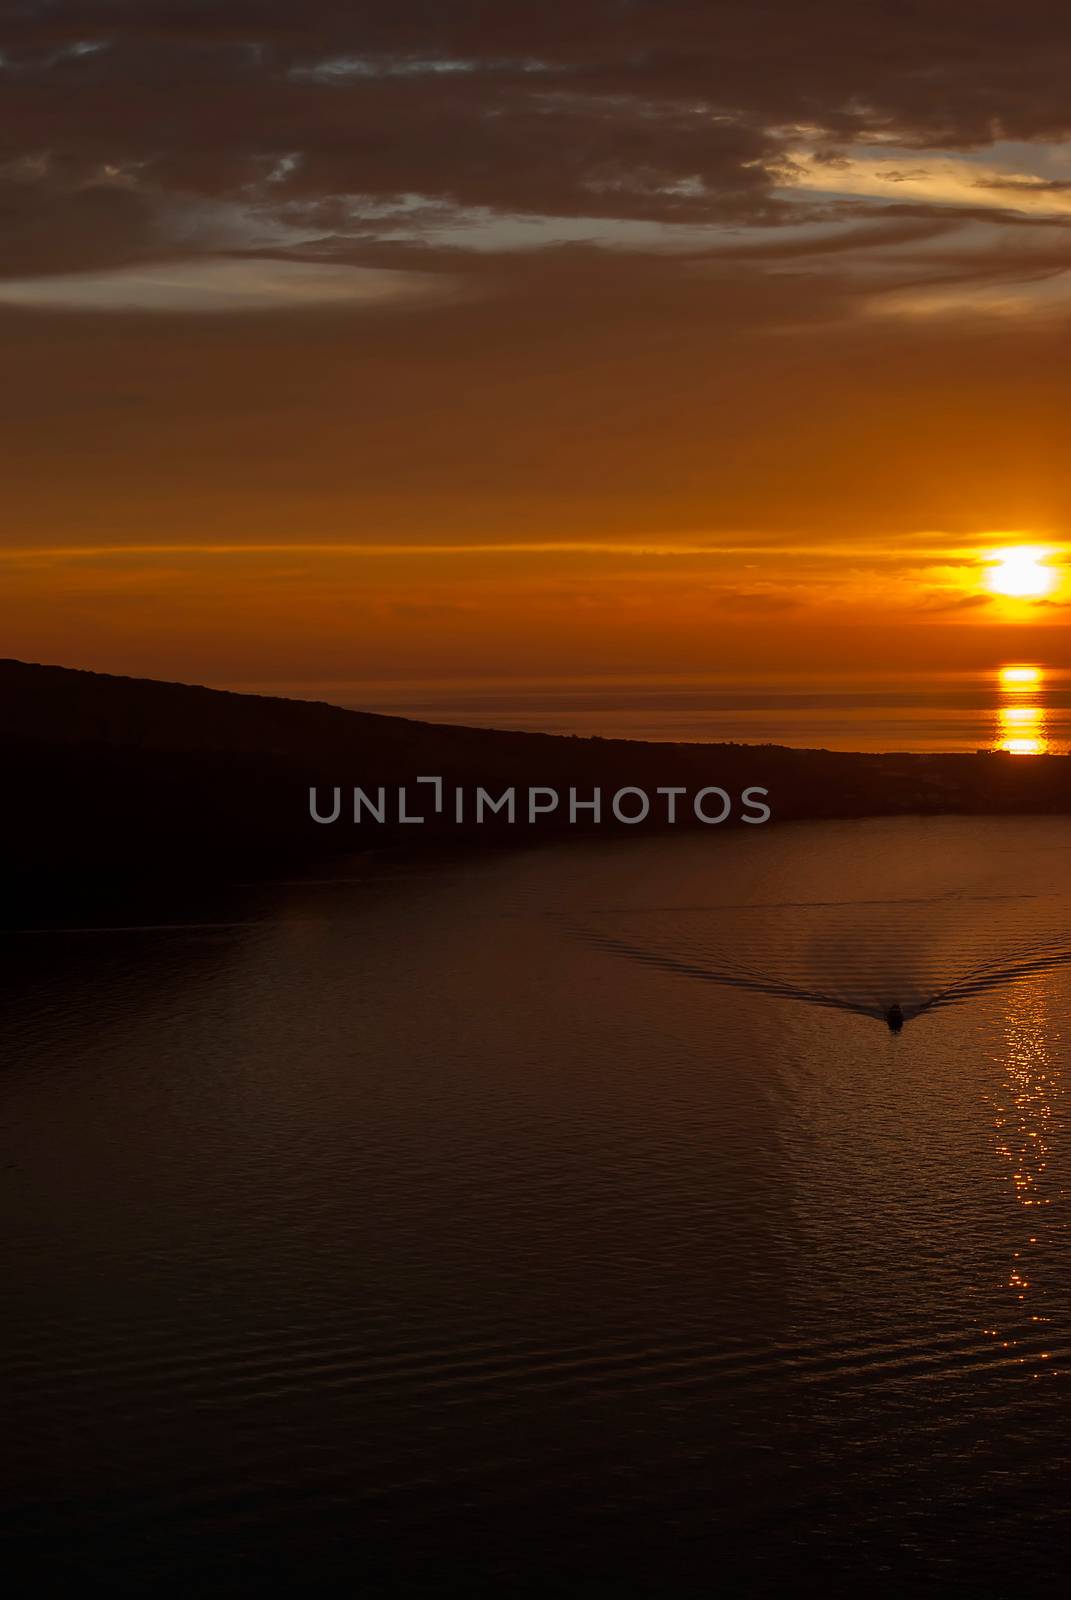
4,658 -> 1071,900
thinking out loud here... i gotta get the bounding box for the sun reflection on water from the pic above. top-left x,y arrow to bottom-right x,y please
993,665 -> 1050,754
983,976 -> 1063,1377
999,665 -> 1043,690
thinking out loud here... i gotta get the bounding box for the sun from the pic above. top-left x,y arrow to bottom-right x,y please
986,546 -> 1056,599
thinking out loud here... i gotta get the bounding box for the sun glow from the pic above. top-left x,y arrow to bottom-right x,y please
986,547 -> 1057,599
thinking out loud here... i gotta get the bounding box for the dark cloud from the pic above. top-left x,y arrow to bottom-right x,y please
0,174 -> 163,276
5,2 -> 1071,283
919,592 -> 996,612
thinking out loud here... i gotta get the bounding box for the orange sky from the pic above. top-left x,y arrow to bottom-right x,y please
3,3 -> 1071,699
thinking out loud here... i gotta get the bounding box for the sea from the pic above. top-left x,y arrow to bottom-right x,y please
250,665 -> 1071,754
4,817 -> 1071,1594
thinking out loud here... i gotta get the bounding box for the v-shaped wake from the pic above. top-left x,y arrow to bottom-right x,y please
572,896 -> 1071,1028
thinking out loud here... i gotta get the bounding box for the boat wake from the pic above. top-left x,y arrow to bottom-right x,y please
572,894 -> 1071,1027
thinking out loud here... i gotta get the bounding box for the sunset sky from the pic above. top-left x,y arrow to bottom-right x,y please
3,2 -> 1071,703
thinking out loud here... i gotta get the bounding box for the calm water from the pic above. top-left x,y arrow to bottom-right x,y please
248,665 -> 1071,753
5,819 -> 1071,1594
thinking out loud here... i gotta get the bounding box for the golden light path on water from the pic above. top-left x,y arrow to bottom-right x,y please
983,975 -> 1062,1378
994,664 -> 1050,755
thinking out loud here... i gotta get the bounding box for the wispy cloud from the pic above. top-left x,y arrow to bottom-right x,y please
0,257 -> 454,312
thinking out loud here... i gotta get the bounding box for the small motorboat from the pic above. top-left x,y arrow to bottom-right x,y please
884,1003 -> 905,1033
